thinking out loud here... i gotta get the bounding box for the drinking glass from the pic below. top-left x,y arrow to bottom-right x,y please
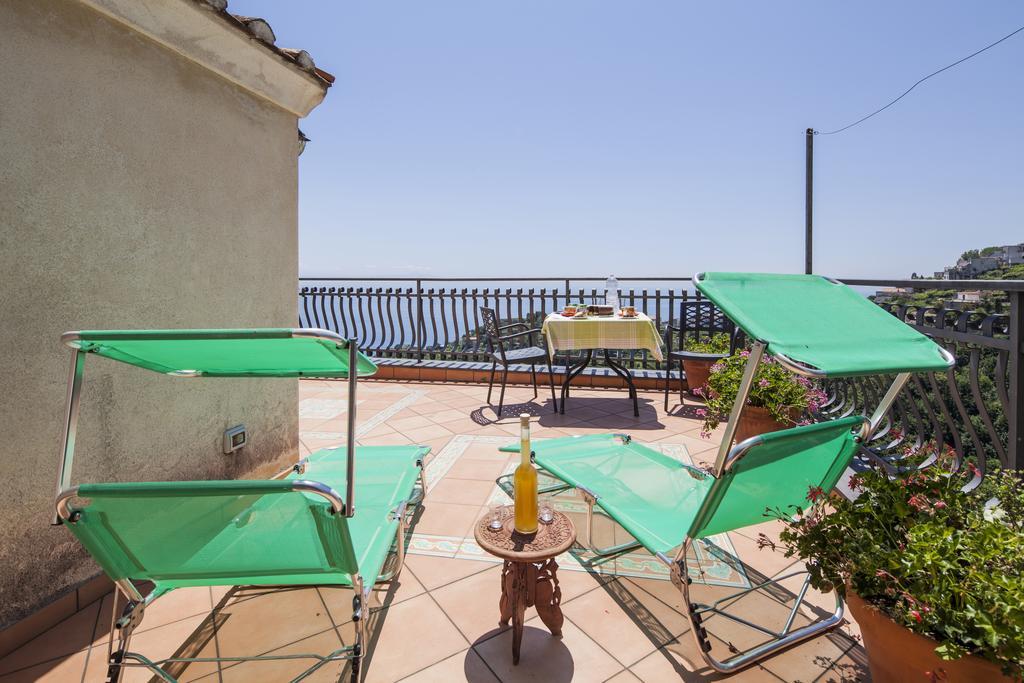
486,504 -> 505,531
538,497 -> 555,525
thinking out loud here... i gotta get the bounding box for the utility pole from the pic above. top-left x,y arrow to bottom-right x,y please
805,128 -> 814,274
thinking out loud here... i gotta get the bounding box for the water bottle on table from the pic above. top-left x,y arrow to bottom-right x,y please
605,275 -> 620,313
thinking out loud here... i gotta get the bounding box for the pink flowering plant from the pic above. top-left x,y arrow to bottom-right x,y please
694,350 -> 827,438
767,463 -> 1024,676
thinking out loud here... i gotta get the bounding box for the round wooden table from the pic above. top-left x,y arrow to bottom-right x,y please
474,506 -> 577,665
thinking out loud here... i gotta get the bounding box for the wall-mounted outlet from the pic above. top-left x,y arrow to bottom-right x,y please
223,425 -> 246,454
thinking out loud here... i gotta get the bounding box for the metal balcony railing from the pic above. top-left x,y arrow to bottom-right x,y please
299,276 -> 1024,474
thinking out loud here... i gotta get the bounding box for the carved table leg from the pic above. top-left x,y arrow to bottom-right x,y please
510,562 -> 530,664
533,557 -> 564,636
496,558 -> 566,664
499,561 -> 514,627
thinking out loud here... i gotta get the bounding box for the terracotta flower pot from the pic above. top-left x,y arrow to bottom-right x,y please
681,358 -> 716,394
733,405 -> 792,443
846,591 -> 1014,683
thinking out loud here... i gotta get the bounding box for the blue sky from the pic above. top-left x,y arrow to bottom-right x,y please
233,1 -> 1023,280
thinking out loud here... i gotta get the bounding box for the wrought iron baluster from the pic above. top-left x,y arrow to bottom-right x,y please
299,287 -> 314,327
326,287 -> 342,337
426,288 -> 439,358
382,288 -> 396,357
345,287 -> 358,344
404,287 -> 416,358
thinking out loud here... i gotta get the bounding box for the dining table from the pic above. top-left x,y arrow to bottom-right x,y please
541,310 -> 665,416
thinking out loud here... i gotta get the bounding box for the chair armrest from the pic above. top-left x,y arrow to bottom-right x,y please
663,324 -> 680,351
498,322 -> 530,333
499,329 -> 542,344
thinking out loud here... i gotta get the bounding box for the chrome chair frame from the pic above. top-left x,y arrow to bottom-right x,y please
52,330 -> 429,683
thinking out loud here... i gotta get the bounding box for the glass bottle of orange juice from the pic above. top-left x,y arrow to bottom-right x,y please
513,413 -> 539,534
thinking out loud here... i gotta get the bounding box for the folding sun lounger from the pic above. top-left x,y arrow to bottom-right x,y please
53,329 -> 428,683
500,273 -> 954,674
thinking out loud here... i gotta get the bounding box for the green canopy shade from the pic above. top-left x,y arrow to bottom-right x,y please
694,273 -> 953,377
62,328 -> 377,378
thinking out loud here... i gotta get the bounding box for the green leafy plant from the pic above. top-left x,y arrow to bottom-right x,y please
694,350 -> 825,439
686,332 -> 731,354
768,463 -> 1024,677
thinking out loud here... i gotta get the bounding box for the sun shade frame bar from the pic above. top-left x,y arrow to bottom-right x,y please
54,328 -> 375,523
61,328 -> 377,378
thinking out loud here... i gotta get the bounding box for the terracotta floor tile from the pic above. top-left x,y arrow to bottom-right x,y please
359,433 -> 414,447
363,594 -> 468,683
562,578 -> 689,667
134,587 -> 213,634
627,643 -> 715,681
412,501 -> 483,538
753,627 -> 860,683
316,570 -> 426,628
446,458 -> 512,481
118,614 -> 212,683
605,670 -> 642,682
361,422 -> 399,438
428,477 -> 498,506
401,424 -> 455,442
458,442 -> 514,461
178,627 -> 349,683
413,400 -> 466,415
390,414 -> 435,431
405,555 -> 497,591
415,435 -> 453,456
0,649 -> 88,683
0,596 -> 102,674
727,533 -> 797,580
398,648 -> 499,682
429,566 -> 510,644
815,639 -> 869,682
207,587 -> 339,660
474,616 -> 622,682
428,408 -> 472,424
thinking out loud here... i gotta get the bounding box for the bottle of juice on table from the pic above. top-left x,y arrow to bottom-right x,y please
513,413 -> 539,534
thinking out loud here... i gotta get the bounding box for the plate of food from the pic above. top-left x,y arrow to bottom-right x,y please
586,304 -> 615,317
619,306 -> 638,318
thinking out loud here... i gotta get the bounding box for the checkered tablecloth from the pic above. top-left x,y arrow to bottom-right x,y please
542,312 -> 665,362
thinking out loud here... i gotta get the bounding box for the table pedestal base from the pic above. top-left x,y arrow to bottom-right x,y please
498,557 -> 564,664
560,348 -> 639,416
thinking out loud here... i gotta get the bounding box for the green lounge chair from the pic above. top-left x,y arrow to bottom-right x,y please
499,273 -> 954,674
52,329 -> 428,683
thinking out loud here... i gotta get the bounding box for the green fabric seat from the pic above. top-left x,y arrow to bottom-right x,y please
515,434 -> 711,554
303,444 -> 427,584
64,445 -> 428,598
514,416 -> 865,555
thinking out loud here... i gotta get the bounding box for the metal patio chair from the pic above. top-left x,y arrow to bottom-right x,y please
663,300 -> 741,411
480,306 -> 557,417
53,329 -> 429,683
497,272 -> 955,674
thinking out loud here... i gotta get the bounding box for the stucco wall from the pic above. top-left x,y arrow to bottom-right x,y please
0,0 -> 304,627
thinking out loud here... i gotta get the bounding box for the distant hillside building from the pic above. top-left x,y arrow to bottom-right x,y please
872,287 -> 912,304
944,257 -> 1000,279
1003,243 -> 1024,266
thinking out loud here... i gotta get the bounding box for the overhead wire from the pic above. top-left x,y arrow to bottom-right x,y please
817,23 -> 1024,135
